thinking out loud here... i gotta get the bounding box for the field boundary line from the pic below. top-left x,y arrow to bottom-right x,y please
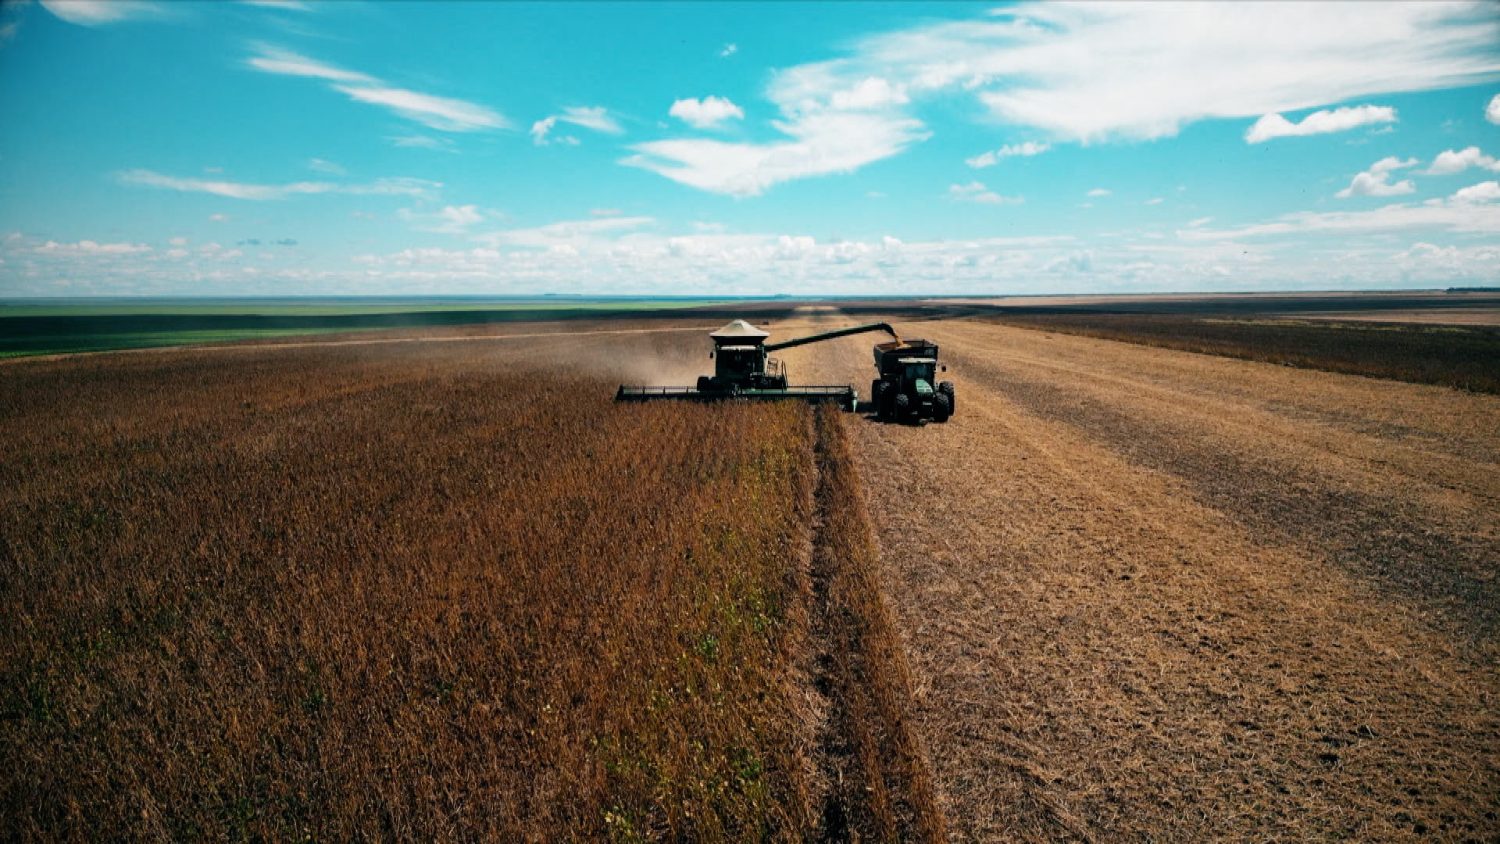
0,324 -> 725,365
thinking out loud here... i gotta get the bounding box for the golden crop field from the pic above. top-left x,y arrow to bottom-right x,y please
0,337 -> 938,841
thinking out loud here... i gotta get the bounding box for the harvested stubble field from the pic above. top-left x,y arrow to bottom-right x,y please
4,305 -> 1499,842
782,314 -> 1500,841
981,311 -> 1500,394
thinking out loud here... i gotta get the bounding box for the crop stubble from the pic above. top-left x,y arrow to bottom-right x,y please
781,318 -> 1499,841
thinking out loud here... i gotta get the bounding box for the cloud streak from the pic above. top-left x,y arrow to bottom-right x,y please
531,106 -> 622,145
1182,195 -> 1500,241
948,181 -> 1022,204
246,45 -> 507,132
626,111 -> 926,197
965,141 -> 1049,169
117,169 -> 441,201
39,0 -> 161,26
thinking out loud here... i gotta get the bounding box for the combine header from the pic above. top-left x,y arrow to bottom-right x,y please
616,319 -> 902,411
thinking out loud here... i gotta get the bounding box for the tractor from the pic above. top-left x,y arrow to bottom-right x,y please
870,338 -> 954,423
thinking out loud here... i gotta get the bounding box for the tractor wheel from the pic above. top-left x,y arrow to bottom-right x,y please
933,392 -> 952,423
939,380 -> 955,414
697,375 -> 712,392
870,380 -> 886,416
876,380 -> 895,418
894,392 -> 911,419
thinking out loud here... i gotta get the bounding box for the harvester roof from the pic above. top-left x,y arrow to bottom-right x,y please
709,319 -> 770,344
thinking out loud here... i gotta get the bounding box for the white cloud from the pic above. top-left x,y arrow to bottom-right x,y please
334,85 -> 506,132
247,45 -> 506,132
247,46 -> 373,84
209,213 -> 228,222
965,141 -> 1049,168
530,117 -> 560,145
476,216 -> 656,249
1087,188 -> 1111,197
307,158 -> 345,175
720,43 -> 738,58
1488,93 -> 1500,124
242,0 -> 312,10
1244,105 -> 1397,143
1336,156 -> 1419,198
119,170 -> 334,200
1452,180 -> 1500,203
34,239 -> 152,255
531,106 -> 621,144
668,96 -> 745,129
559,106 -> 622,134
973,4 -> 1498,142
39,0 -> 160,26
12,217 -> 1493,296
631,3 -> 1499,196
948,181 -> 1022,205
1144,197 -> 1164,205
389,135 -> 455,151
626,111 -> 926,197
829,77 -> 909,110
438,204 -> 483,228
1425,146 -> 1500,175
399,204 -> 486,234
1187,216 -> 1213,228
118,169 -> 440,201
1181,195 -> 1500,240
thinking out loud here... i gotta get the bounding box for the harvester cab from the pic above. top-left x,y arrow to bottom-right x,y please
871,339 -> 954,423
698,320 -> 786,392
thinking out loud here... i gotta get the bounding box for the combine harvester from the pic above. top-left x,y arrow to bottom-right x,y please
617,319 -> 955,422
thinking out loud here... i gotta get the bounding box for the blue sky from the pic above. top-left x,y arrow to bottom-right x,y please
1,0 -> 1498,297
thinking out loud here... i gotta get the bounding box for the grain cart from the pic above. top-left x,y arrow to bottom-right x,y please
616,319 -> 902,410
870,338 -> 954,422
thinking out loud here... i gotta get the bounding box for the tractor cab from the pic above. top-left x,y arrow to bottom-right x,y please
899,358 -> 938,395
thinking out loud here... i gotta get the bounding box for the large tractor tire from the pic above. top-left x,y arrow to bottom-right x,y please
894,392 -> 911,419
939,380 -> 955,415
697,375 -> 713,392
871,380 -> 888,417
933,392 -> 952,423
870,383 -> 888,419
